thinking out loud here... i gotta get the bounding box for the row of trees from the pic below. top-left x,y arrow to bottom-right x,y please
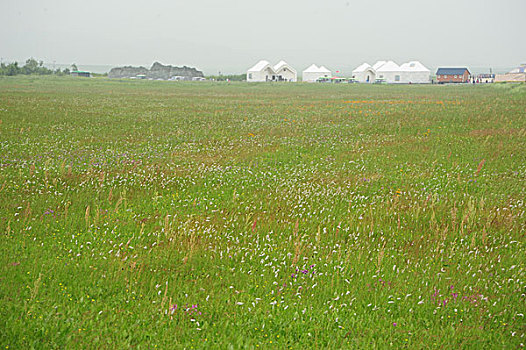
0,58 -> 77,76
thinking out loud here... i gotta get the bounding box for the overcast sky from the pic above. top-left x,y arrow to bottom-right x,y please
1,0 -> 525,74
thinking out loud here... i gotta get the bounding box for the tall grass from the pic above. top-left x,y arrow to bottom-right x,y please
0,76 -> 524,348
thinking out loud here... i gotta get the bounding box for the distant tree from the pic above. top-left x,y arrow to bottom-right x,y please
63,68 -> 70,75
0,58 -> 65,76
71,63 -> 78,72
5,62 -> 20,76
23,58 -> 39,74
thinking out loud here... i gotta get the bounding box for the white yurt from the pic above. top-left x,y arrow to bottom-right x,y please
352,60 -> 431,84
247,60 -> 274,82
319,66 -> 331,77
375,61 -> 402,83
273,61 -> 297,82
399,61 -> 431,83
352,63 -> 376,83
302,64 -> 331,82
372,61 -> 387,70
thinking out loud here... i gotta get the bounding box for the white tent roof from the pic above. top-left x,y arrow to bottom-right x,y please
303,64 -> 320,73
400,61 -> 430,72
248,60 -> 271,72
303,64 -> 331,73
274,60 -> 296,73
352,63 -> 372,73
372,61 -> 387,70
376,61 -> 400,72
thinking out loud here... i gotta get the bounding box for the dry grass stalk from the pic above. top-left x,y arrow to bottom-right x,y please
23,202 -> 31,223
60,159 -> 66,176
164,214 -> 170,238
482,227 -> 488,246
114,197 -> 122,212
85,206 -> 90,228
475,159 -> 485,176
94,207 -> 100,226
160,282 -> 168,314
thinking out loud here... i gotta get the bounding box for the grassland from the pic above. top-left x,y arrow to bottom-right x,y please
0,76 -> 525,348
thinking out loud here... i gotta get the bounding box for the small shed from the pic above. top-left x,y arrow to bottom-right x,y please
436,68 -> 470,83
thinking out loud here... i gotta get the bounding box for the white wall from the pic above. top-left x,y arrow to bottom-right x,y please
247,67 -> 274,82
353,70 -> 376,83
400,71 -> 430,84
376,71 -> 402,83
247,66 -> 296,82
303,71 -> 330,82
275,67 -> 297,82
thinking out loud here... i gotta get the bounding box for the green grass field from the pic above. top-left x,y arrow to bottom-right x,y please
0,76 -> 525,348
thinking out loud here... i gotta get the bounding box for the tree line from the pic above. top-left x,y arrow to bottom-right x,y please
0,58 -> 78,76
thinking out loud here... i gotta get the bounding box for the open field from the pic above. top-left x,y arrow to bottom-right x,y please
0,76 -> 525,348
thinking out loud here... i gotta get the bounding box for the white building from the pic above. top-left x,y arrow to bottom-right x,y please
273,61 -> 297,82
302,64 -> 332,82
399,61 -> 431,84
247,60 -> 297,82
352,60 -> 430,83
352,63 -> 375,83
375,61 -> 402,83
247,60 -> 274,82
495,64 -> 526,83
372,61 -> 387,70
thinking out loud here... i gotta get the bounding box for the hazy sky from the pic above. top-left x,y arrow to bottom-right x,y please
1,0 -> 525,74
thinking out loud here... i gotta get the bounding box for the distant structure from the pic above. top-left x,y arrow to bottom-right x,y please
71,70 -> 91,77
108,62 -> 204,80
352,63 -> 375,83
399,62 -> 431,83
247,60 -> 297,82
351,60 -> 430,83
302,64 -> 332,82
495,64 -> 526,83
436,68 -> 471,83
476,74 -> 495,83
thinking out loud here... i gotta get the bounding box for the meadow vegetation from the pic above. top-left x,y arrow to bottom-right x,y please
0,76 -> 525,348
